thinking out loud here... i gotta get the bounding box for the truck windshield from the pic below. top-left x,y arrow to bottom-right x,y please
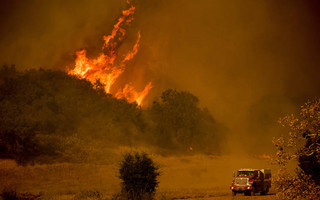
237,171 -> 254,177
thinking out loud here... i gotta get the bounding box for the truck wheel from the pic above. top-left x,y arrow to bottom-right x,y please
260,186 -> 268,195
265,186 -> 269,194
232,191 -> 236,196
252,187 -> 256,196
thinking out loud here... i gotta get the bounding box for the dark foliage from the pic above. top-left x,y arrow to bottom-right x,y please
0,65 -> 225,165
0,188 -> 41,200
0,188 -> 17,200
149,89 -> 224,153
119,152 -> 159,200
274,98 -> 320,199
0,65 -> 145,164
299,137 -> 320,185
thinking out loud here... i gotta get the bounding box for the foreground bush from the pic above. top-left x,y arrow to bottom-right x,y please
273,170 -> 320,200
273,98 -> 320,199
118,152 -> 160,200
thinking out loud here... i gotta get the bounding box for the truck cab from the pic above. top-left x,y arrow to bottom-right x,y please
230,168 -> 271,196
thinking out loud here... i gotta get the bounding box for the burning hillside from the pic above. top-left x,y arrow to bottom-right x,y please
67,0 -> 152,106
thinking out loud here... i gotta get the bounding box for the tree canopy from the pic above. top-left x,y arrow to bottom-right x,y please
0,66 -> 225,164
273,98 -> 320,199
149,89 -> 224,153
0,65 -> 145,164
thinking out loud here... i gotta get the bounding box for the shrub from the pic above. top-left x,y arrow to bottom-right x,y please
273,169 -> 320,200
0,188 -> 41,200
119,152 -> 160,200
272,98 -> 320,199
0,188 -> 18,200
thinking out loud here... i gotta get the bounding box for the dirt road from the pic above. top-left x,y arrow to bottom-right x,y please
173,193 -> 276,200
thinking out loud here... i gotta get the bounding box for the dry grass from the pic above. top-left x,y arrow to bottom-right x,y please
0,153 -> 275,200
0,159 -> 119,196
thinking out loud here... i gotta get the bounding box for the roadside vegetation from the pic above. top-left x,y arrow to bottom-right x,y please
273,98 -> 320,199
5,65 -> 320,199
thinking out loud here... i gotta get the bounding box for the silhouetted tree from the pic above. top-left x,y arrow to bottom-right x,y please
273,98 -> 320,199
296,99 -> 320,185
150,89 -> 223,153
119,152 -> 159,200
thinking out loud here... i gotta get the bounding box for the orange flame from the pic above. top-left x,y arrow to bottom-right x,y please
259,154 -> 271,159
67,1 -> 151,106
103,5 -> 135,49
122,32 -> 141,63
115,82 -> 152,106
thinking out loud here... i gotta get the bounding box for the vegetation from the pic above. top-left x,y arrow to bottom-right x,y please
149,89 -> 225,153
0,188 -> 41,200
118,152 -> 159,200
273,98 -> 320,199
0,65 -> 224,165
0,65 -> 145,165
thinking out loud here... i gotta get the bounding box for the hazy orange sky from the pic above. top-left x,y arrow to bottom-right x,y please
1,0 -> 320,154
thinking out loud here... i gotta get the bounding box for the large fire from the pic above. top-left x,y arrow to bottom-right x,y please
67,1 -> 152,106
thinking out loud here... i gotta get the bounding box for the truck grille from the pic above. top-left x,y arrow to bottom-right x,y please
235,178 -> 249,185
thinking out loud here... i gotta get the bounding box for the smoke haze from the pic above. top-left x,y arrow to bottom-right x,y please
1,0 -> 320,155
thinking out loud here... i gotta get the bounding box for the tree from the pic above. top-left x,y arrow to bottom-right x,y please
150,89 -> 223,153
278,99 -> 320,183
272,98 -> 320,199
119,152 -> 160,200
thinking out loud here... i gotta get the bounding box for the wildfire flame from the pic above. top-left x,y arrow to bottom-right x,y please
67,1 -> 152,106
259,153 -> 271,159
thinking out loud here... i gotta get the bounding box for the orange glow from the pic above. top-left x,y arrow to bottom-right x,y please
122,32 -> 141,63
103,5 -> 135,49
67,1 -> 151,106
259,154 -> 271,159
115,82 -> 152,106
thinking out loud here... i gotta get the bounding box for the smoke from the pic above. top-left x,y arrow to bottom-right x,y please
1,0 -> 320,155
0,0 -> 126,69
132,0 -> 320,154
